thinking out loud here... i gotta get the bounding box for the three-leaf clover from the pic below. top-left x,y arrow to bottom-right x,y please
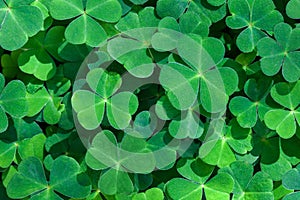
72,68 -> 138,130
0,74 -> 28,133
198,119 -> 237,167
165,158 -> 234,200
49,0 -> 122,46
257,23 -> 300,82
264,81 -> 300,139
220,161 -> 274,200
0,0 -> 44,51
226,0 -> 283,52
229,77 -> 273,128
7,156 -> 91,199
159,46 -> 238,113
85,130 -> 156,195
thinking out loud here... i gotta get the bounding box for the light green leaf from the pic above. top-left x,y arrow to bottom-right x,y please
86,0 -> 122,22
264,109 -> 297,139
257,23 -> 300,82
107,92 -> 139,129
226,0 -> 283,52
0,2 -> 43,50
98,168 -> 134,195
65,14 -> 107,47
0,141 -> 17,168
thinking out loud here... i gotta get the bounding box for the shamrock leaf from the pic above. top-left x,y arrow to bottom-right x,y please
220,161 -> 274,200
108,7 -> 159,78
7,156 -> 91,199
229,77 -> 273,128
72,68 -> 138,130
257,23 -> 300,82
164,62 -> 237,112
226,0 -> 283,52
165,158 -> 234,200
286,0 -> 300,19
0,119 -> 43,168
163,35 -> 238,113
0,0 -> 43,51
0,74 -> 28,133
85,130 -> 156,195
198,119 -> 236,167
50,0 -> 122,46
264,81 -> 300,139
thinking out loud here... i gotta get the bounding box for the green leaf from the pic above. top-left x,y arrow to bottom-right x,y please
109,7 -> 159,78
165,178 -> 202,200
133,188 -> 164,200
98,168 -> 134,195
50,0 -> 122,46
86,68 -> 122,99
165,172 -> 234,200
156,0 -> 188,19
270,81 -> 300,110
18,49 -> 56,81
7,156 -> 91,199
85,0 -> 122,22
49,0 -> 84,20
169,109 -> 204,139
65,14 -> 107,47
199,137 -> 236,168
226,0 -> 283,52
220,161 -> 274,200
264,109 -> 298,139
229,96 -> 257,128
159,62 -> 198,110
0,141 -> 17,168
282,164 -> 300,190
261,154 -> 292,181
7,157 -> 47,199
286,0 -> 300,19
26,87 -> 51,117
50,156 -> 91,199
0,2 -> 43,51
72,90 -> 105,130
107,92 -> 139,129
257,23 -> 300,82
18,133 -> 46,160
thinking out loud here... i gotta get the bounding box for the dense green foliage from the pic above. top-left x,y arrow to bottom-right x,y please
0,0 -> 300,199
